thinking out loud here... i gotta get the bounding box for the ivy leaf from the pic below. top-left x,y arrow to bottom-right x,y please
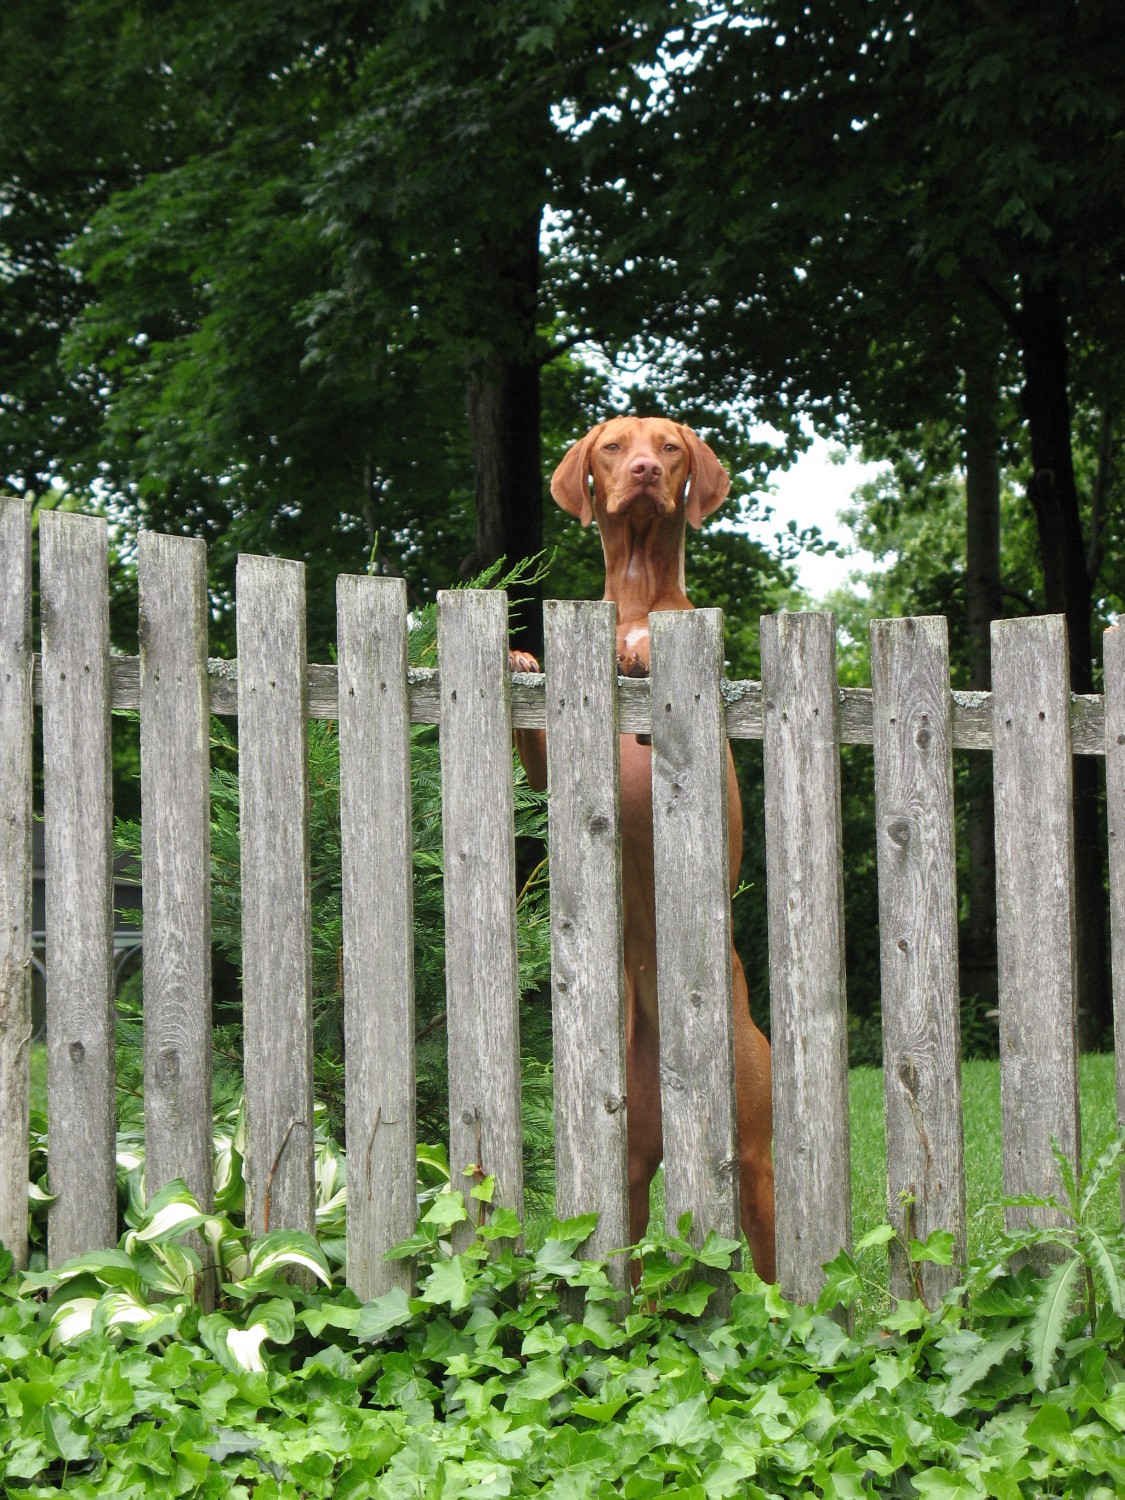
42,1405 -> 91,1463
695,1231 -> 741,1269
910,1229 -> 955,1265
854,1223 -> 897,1253
911,1466 -> 985,1497
422,1190 -> 469,1228
643,1391 -> 713,1448
420,1257 -> 473,1312
817,1249 -> 862,1312
355,1287 -> 417,1342
478,1207 -> 522,1241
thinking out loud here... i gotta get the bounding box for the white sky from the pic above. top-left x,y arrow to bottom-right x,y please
745,437 -> 888,600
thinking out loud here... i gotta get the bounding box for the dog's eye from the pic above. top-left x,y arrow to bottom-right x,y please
662,443 -> 680,454
603,443 -> 621,452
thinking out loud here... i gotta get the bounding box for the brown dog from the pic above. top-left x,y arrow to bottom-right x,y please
511,416 -> 776,1282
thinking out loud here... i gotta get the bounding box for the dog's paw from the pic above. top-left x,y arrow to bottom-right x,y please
508,648 -> 541,674
616,652 -> 650,679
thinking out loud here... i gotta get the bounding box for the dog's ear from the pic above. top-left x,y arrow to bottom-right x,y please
550,424 -> 603,525
681,426 -> 731,528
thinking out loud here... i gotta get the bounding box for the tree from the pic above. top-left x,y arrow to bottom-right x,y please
577,0 -> 1125,1039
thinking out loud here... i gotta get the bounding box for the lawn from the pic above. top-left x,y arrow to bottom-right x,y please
847,1049 -> 1120,1314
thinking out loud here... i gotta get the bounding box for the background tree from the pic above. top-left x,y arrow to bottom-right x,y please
579,0 -> 1125,1040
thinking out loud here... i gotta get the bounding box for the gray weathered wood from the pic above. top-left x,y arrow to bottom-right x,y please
1106,624 -> 1125,1221
138,534 -> 214,1238
761,611 -> 851,1305
870,618 -> 964,1300
438,590 -> 524,1249
237,555 -> 315,1238
992,616 -> 1080,1239
337,575 -> 417,1299
543,600 -> 629,1286
40,511 -> 117,1265
0,499 -> 34,1267
30,651 -> 1114,755
650,610 -> 741,1284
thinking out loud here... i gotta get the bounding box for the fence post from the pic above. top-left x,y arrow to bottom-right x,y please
237,555 -> 315,1239
40,511 -> 117,1265
544,599 -> 629,1286
992,615 -> 1080,1243
138,533 -> 214,1248
761,611 -> 851,1306
439,590 -> 524,1248
870,617 -> 964,1300
1105,624 -> 1125,1222
0,499 -> 33,1268
650,609 -> 741,1298
337,575 -> 417,1299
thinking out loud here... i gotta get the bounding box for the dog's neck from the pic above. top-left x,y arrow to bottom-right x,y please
596,507 -> 692,666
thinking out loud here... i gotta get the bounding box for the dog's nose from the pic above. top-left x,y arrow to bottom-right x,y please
629,455 -> 663,484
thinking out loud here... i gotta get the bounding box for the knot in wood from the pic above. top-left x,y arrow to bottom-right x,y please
156,1048 -> 180,1082
69,1040 -> 85,1064
586,812 -> 611,837
915,723 -> 932,750
886,816 -> 911,849
603,1094 -> 625,1114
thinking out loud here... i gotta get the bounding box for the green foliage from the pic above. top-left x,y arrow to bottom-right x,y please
6,1142 -> 1125,1498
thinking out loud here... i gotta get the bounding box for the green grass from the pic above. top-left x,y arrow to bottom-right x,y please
848,1050 -> 1120,1316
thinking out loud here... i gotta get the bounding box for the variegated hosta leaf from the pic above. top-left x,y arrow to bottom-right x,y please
46,1296 -> 99,1349
133,1240 -> 203,1296
124,1179 -> 214,1247
25,1249 -> 139,1291
201,1216 -> 249,1282
95,1289 -> 186,1342
244,1229 -> 332,1286
225,1323 -> 271,1372
200,1299 -> 296,1373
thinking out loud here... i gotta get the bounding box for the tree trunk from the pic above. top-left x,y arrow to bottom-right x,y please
960,344 -> 1002,1023
462,205 -> 545,655
1019,274 -> 1109,1048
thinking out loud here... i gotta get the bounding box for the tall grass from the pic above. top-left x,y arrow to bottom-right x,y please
848,1051 -> 1120,1311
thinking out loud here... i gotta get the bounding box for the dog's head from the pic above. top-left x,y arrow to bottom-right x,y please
550,416 -> 731,529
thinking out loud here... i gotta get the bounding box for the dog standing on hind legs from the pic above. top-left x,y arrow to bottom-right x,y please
510,415 -> 776,1283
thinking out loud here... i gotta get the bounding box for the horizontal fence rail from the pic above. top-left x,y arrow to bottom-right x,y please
26,656 -> 1112,753
0,497 -> 1121,1311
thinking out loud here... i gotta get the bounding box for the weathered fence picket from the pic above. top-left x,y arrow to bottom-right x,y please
337,575 -> 417,1301
992,616 -> 1081,1244
236,555 -> 316,1239
40,511 -> 118,1266
761,611 -> 852,1307
650,609 -> 741,1287
542,599 -> 630,1286
3,494 -> 1121,1310
0,500 -> 33,1268
438,589 -> 525,1252
870,617 -> 964,1302
138,533 -> 214,1223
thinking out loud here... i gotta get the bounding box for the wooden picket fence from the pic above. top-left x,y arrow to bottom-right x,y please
2,498 -> 1124,1308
